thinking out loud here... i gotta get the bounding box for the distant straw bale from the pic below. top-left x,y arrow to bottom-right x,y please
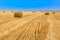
53,12 -> 55,14
45,12 -> 49,15
32,11 -> 35,13
3,11 -> 5,13
11,11 -> 14,13
14,11 -> 22,18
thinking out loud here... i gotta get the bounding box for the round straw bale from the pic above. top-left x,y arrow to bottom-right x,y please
3,11 -> 5,13
32,11 -> 35,13
11,11 -> 14,13
53,12 -> 55,14
14,11 -> 22,18
45,12 -> 49,15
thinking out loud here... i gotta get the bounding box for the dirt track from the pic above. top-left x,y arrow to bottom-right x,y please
0,11 -> 60,40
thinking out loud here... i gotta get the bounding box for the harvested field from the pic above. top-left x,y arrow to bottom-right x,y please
0,11 -> 60,40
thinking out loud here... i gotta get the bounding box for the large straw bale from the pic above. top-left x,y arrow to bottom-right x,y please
14,11 -> 22,18
45,12 -> 49,15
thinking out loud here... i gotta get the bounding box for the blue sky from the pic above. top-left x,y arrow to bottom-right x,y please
0,0 -> 60,10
